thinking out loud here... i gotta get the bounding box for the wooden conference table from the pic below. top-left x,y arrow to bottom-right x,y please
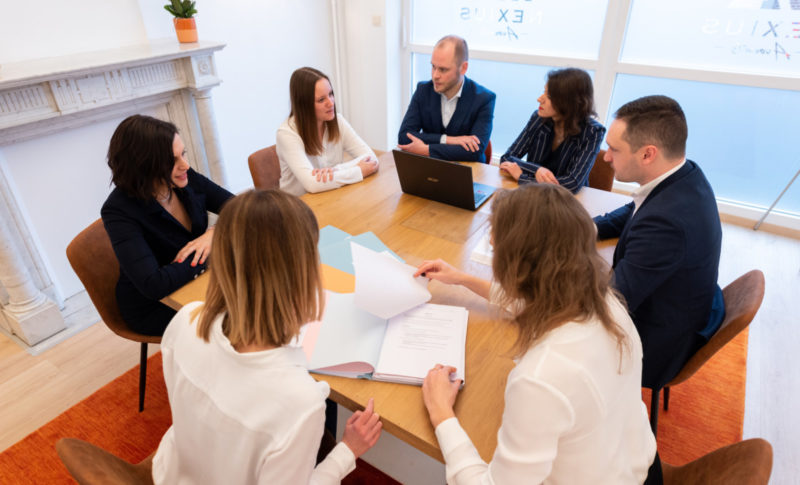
163,152 -> 631,463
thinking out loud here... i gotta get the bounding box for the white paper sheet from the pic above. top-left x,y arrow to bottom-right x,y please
373,303 -> 468,385
351,242 -> 431,319
307,292 -> 387,376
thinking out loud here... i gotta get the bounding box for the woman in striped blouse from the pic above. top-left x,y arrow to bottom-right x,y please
499,68 -> 606,193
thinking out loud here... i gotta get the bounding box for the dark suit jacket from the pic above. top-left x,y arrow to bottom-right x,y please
594,161 -> 724,389
398,77 -> 496,163
101,169 -> 233,335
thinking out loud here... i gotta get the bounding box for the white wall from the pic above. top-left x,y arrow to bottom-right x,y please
0,0 -> 148,64
139,0 -> 336,193
0,0 -> 336,300
336,0 -> 403,151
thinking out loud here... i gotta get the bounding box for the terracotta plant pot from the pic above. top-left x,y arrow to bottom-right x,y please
173,17 -> 198,43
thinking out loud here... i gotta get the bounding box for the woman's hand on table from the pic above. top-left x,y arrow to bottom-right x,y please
359,156 -> 379,178
174,226 -> 214,266
535,166 -> 559,185
342,398 -> 382,458
499,162 -> 522,181
422,364 -> 461,428
313,167 -> 336,183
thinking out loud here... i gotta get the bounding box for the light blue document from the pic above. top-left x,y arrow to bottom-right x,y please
318,227 -> 403,275
319,225 -> 351,249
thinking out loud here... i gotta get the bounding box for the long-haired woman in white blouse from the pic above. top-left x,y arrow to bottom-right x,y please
276,67 -> 378,196
415,184 -> 660,484
152,190 -> 382,484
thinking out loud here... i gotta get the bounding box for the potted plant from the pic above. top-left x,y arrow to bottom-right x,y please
164,0 -> 198,43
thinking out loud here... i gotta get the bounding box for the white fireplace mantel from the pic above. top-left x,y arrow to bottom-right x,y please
0,39 -> 227,347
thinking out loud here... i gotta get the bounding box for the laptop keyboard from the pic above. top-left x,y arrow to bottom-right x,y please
473,182 -> 491,207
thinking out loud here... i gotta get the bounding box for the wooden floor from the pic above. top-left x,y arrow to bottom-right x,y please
0,324 -> 160,453
1,221 -> 797,483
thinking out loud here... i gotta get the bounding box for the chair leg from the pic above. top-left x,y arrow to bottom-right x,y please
663,386 -> 670,411
650,388 -> 660,437
139,343 -> 148,412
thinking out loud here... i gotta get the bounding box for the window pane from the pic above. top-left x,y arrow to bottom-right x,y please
608,74 -> 800,214
411,0 -> 608,59
622,0 -> 800,76
411,54 -> 597,157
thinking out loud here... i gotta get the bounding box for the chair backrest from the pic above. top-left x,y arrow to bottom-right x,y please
56,438 -> 155,485
668,269 -> 765,387
248,145 -> 280,190
588,150 -> 614,192
66,219 -> 160,344
662,437 -> 772,485
484,140 -> 492,164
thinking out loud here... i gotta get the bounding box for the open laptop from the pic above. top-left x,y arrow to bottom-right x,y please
392,150 -> 497,211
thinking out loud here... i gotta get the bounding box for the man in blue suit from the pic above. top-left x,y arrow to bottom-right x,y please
397,35 -> 496,163
594,95 -> 725,390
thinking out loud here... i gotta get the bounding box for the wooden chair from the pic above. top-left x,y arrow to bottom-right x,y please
484,140 -> 492,164
662,438 -> 773,484
587,149 -> 614,191
649,270 -> 765,434
248,145 -> 280,189
56,438 -> 154,485
66,220 -> 161,412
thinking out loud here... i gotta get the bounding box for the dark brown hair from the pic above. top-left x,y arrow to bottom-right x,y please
490,184 -> 628,359
614,95 -> 687,160
196,189 -> 324,348
107,114 -> 178,200
289,67 -> 341,157
546,68 -> 597,137
435,35 -> 469,66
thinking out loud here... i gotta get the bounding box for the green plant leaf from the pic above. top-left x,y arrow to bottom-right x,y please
171,0 -> 184,16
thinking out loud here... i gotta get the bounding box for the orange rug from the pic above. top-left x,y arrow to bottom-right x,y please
644,329 -> 748,466
0,354 -> 170,484
0,353 -> 398,485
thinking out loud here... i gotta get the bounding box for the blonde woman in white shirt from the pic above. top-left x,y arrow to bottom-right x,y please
415,184 -> 660,485
277,67 -> 379,196
152,189 -> 382,485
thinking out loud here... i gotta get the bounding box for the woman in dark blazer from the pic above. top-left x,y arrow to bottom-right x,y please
499,68 -> 605,193
101,115 -> 233,336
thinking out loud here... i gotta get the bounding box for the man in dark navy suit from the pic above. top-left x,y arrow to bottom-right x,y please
594,95 -> 725,390
397,35 -> 496,163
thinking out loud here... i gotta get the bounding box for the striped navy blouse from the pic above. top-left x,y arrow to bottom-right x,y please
500,112 -> 606,193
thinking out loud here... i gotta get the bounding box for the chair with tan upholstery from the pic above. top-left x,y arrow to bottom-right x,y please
649,269 -> 765,434
587,149 -> 614,191
662,438 -> 772,484
66,219 -> 161,412
248,145 -> 280,189
56,438 -> 154,485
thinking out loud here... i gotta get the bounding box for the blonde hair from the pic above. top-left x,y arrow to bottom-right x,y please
196,189 -> 324,347
490,184 -> 628,359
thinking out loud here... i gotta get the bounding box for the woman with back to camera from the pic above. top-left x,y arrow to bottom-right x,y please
499,68 -> 605,193
277,66 -> 379,196
152,189 -> 382,484
415,184 -> 661,484
101,114 -> 233,336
